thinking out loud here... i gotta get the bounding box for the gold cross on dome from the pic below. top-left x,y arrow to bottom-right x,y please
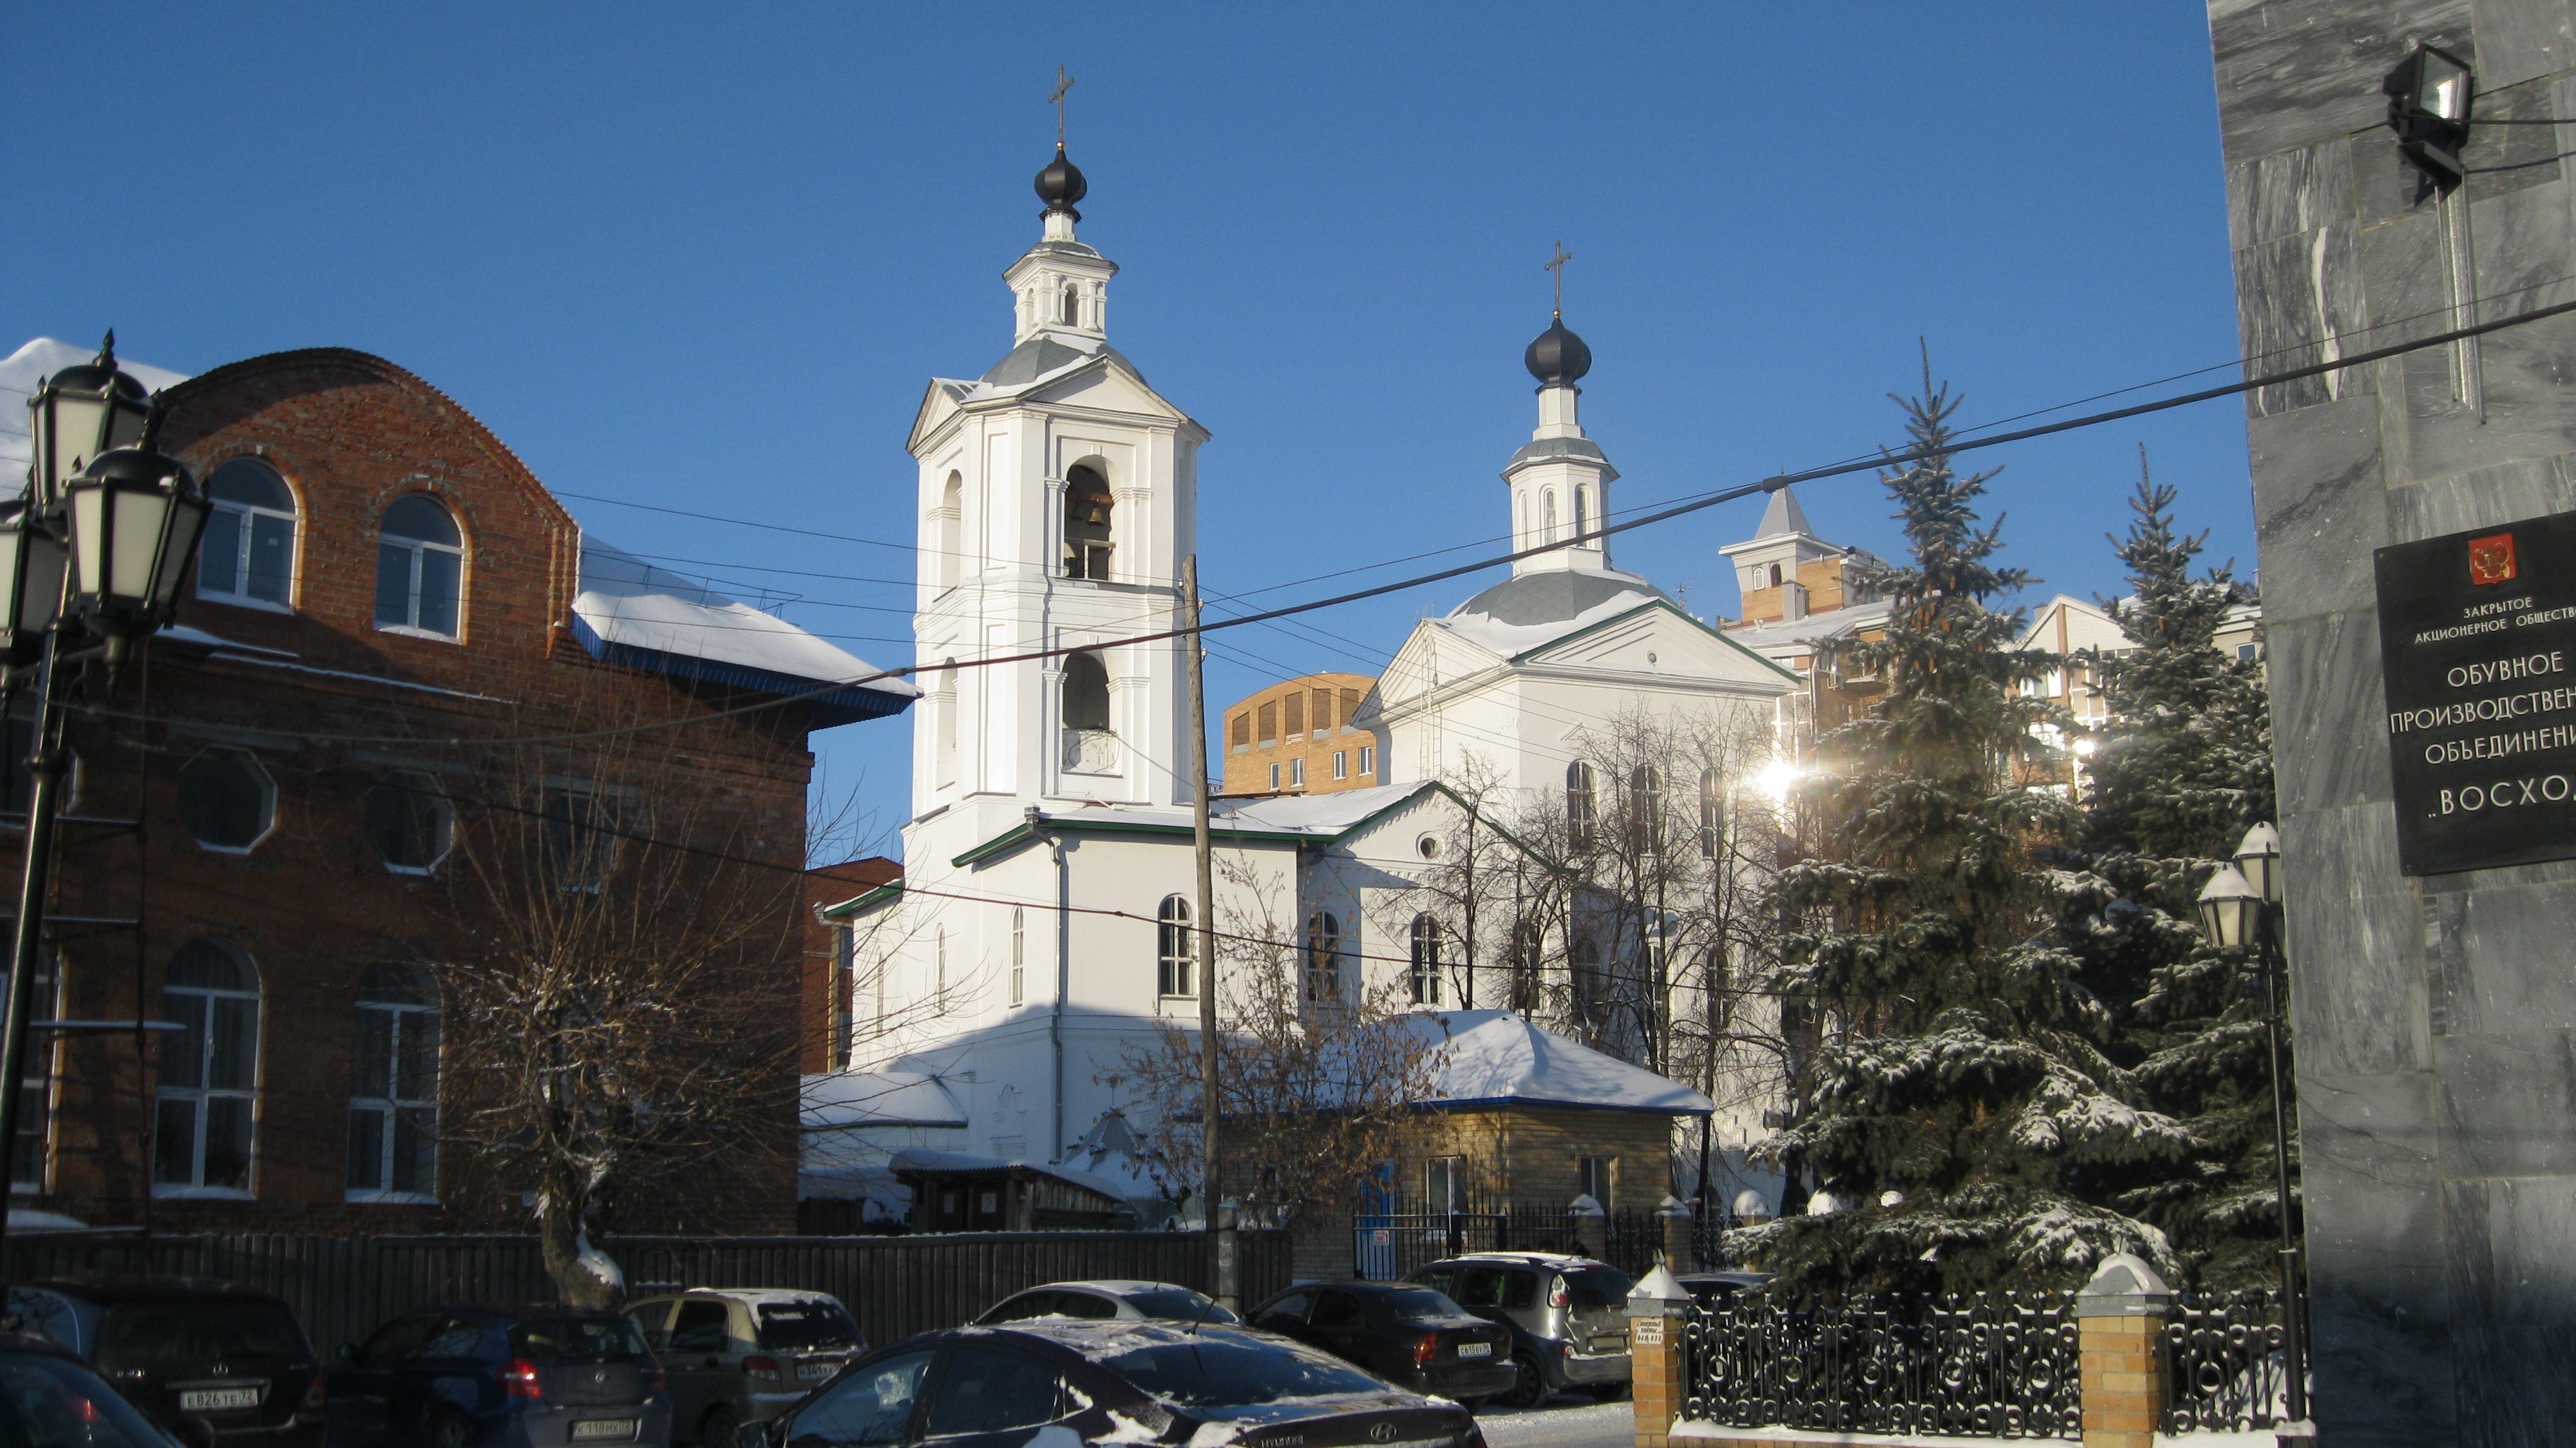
1048,66 -> 1075,149
1546,240 -> 1573,318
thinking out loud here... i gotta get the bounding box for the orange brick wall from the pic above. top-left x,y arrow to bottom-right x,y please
1219,671 -> 1382,796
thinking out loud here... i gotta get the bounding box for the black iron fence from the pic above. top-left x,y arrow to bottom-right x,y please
1352,1199 -> 1672,1281
1,1230 -> 1289,1360
2163,1288 -> 2288,1433
1680,1291 -> 2083,1440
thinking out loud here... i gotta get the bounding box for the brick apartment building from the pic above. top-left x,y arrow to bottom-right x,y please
4,345 -> 911,1235
1220,672 -> 1382,796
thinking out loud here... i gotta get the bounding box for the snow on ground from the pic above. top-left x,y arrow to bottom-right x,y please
1474,1399 -> 1633,1448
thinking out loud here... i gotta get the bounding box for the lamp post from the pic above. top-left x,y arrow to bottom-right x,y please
0,336 -> 207,1278
2197,821 -> 2306,1427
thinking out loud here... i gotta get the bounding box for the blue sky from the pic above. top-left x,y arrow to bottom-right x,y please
6,3 -> 2249,855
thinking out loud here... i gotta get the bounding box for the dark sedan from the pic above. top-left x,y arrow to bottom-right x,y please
746,1320 -> 1483,1448
325,1306 -> 672,1448
1243,1284 -> 1515,1411
0,1332 -> 222,1448
7,1277 -> 325,1448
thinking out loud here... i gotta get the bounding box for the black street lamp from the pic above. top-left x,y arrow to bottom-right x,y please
2197,821 -> 2307,1429
0,337 -> 207,1275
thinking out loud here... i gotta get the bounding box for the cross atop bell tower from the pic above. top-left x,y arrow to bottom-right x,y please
1008,81 -> 1116,345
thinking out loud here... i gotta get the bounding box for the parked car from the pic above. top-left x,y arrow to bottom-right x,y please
743,1320 -> 1481,1448
0,1330 -> 223,1448
5,1276 -> 327,1447
1244,1282 -> 1515,1409
1403,1253 -> 1635,1408
971,1282 -> 1238,1327
1672,1271 -> 1771,1307
324,1305 -> 672,1448
624,1291 -> 867,1447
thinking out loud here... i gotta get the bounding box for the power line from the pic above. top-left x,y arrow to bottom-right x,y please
97,291 -> 2576,752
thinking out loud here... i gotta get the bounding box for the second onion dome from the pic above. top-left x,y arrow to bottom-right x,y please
1524,317 -> 1592,386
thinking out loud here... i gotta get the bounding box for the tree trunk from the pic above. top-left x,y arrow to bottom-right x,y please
537,1166 -> 621,1310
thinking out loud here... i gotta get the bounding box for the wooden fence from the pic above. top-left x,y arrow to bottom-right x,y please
1,1230 -> 1293,1357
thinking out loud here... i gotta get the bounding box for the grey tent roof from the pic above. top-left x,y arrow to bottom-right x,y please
980,336 -> 1094,385
1503,435 -> 1618,477
1756,486 -> 1814,538
1450,567 -> 1674,627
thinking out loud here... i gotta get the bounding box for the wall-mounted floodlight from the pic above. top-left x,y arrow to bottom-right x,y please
2387,43 -> 2474,189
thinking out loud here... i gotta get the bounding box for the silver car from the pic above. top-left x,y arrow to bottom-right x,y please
1405,1252 -> 1635,1407
624,1290 -> 866,1447
971,1280 -> 1239,1326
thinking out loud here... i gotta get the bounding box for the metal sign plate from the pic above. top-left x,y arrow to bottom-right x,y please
2374,509 -> 2576,874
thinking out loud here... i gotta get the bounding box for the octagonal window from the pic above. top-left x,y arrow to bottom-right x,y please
176,748 -> 275,852
364,772 -> 452,873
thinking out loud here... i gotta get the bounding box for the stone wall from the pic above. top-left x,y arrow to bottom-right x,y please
2206,2 -> 2576,1440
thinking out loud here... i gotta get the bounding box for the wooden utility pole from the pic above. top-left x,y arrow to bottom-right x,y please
1184,557 -> 1233,1306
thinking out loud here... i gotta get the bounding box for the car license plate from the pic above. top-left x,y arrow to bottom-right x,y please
178,1387 -> 262,1413
1455,1342 -> 1492,1358
571,1422 -> 638,1442
1589,1335 -> 1627,1353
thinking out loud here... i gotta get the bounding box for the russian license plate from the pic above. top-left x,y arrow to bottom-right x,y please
1455,1342 -> 1492,1359
178,1387 -> 263,1413
797,1362 -> 835,1380
571,1421 -> 638,1441
1589,1335 -> 1627,1353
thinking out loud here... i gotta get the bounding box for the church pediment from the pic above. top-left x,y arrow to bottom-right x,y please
1519,600 -> 1798,685
1021,352 -> 1197,426
908,379 -> 972,453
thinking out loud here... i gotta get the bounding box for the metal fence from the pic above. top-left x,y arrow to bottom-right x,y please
1680,1291 -> 2083,1440
1350,1201 -> 1669,1281
2163,1289 -> 2288,1433
1,1230 -> 1289,1358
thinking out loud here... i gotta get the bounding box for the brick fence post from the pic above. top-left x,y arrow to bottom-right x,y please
1572,1193 -> 1607,1261
2076,1253 -> 2174,1448
1625,1264 -> 1691,1448
1656,1194 -> 1694,1273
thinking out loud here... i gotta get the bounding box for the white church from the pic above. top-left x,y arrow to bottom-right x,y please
804,145 -> 1798,1225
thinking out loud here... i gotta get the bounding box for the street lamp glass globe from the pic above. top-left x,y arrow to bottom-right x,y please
0,501 -> 67,660
2196,864 -> 2260,949
63,448 -> 207,638
2233,821 -> 2284,905
25,335 -> 152,508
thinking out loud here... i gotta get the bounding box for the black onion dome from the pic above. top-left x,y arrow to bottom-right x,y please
1036,148 -> 1088,214
1524,318 -> 1592,386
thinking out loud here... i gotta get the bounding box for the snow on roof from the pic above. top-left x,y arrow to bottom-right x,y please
1,338 -> 191,475
573,539 -> 917,729
1396,1011 -> 1714,1116
802,1071 -> 969,1130
1727,599 -> 1893,653
1435,569 -> 1672,660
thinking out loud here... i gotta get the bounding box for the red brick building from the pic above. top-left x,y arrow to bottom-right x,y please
803,857 -> 900,1075
5,347 -> 911,1235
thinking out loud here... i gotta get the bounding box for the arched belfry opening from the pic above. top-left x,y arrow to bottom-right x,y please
1063,651 -> 1110,732
1063,463 -> 1114,580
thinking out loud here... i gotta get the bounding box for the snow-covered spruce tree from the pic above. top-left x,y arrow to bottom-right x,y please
2058,466 -> 2284,1287
1736,363 -> 2193,1293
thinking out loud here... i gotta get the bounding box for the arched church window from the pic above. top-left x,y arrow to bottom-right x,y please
1063,651 -> 1110,734
1063,464 -> 1114,580
1698,767 -> 1725,861
1768,563 -> 1783,587
1408,915 -> 1443,1005
1305,913 -> 1342,1004
934,661 -> 958,786
1629,765 -> 1663,855
1574,486 -> 1590,540
1157,896 -> 1193,998
1517,492 -> 1528,546
1543,490 -> 1559,542
1061,284 -> 1081,327
1566,761 -> 1596,852
934,472 -> 962,589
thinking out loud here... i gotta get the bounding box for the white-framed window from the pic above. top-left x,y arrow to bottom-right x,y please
1426,1154 -> 1466,1215
155,940 -> 260,1197
347,962 -> 439,1203
1629,765 -> 1663,854
1009,907 -> 1025,1006
374,494 -> 463,639
933,928 -> 948,1009
1543,490 -> 1558,541
1578,1155 -> 1613,1212
1566,761 -> 1597,852
1358,745 -> 1375,776
1408,915 -> 1443,1005
1290,758 -> 1305,788
1157,895 -> 1193,998
176,747 -> 275,854
1268,763 -> 1281,790
1698,767 -> 1725,861
1332,751 -> 1348,781
197,458 -> 297,609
